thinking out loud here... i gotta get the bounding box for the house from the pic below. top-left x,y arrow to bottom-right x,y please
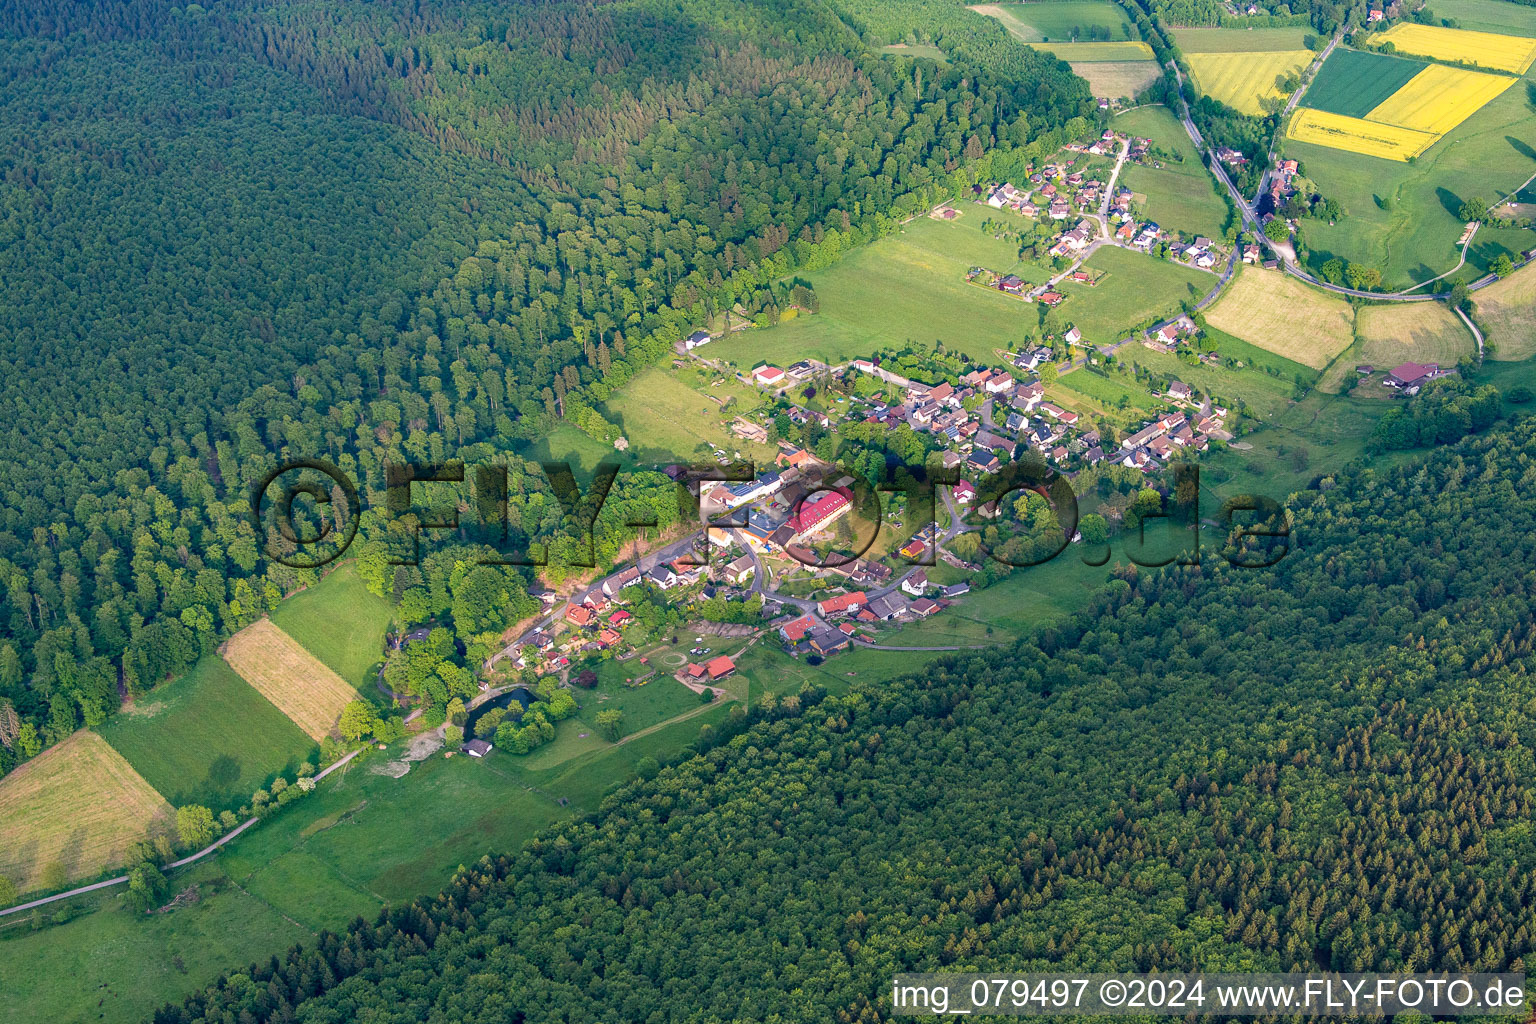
723,553 -> 756,585
603,566 -> 641,596
941,582 -> 970,598
1243,244 -> 1260,264
1386,362 -> 1444,391
1115,220 -> 1135,242
686,330 -> 713,350
703,655 -> 736,680
780,614 -> 818,643
462,739 -> 493,758
967,449 -> 1000,474
647,565 -> 677,589
953,479 -> 977,504
977,500 -> 1001,519
750,364 -> 786,387
565,604 -> 595,628
899,538 -> 927,560
1063,326 -> 1082,345
597,628 -> 623,648
608,609 -> 632,626
1015,382 -> 1045,411
984,371 -> 1015,394
1039,291 -> 1065,307
902,570 -> 930,597
808,627 -> 850,656
910,597 -> 940,617
999,274 -> 1025,294
817,591 -> 868,617
788,488 -> 852,540
1168,380 -> 1193,402
867,592 -> 910,620
1049,200 -> 1070,220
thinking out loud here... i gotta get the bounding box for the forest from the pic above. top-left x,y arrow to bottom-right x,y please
0,0 -> 1092,770
148,412 -> 1536,1022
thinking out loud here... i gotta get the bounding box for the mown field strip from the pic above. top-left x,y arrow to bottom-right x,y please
222,620 -> 358,741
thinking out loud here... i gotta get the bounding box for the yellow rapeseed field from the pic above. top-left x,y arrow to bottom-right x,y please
1375,23 -> 1536,74
1187,50 -> 1313,115
1366,63 -> 1518,135
1286,108 -> 1439,161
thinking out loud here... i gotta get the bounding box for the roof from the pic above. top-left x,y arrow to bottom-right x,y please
790,488 -> 850,534
780,615 -> 818,641
1389,361 -> 1435,382
910,597 -> 940,616
704,655 -> 736,678
462,739 -> 493,755
817,591 -> 868,615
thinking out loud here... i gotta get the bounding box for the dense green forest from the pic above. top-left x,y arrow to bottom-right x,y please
0,0 -> 1092,766
152,415 -> 1536,1022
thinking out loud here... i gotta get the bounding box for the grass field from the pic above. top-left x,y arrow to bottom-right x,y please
267,562 -> 393,691
708,216 -> 1041,367
1318,303 -> 1474,392
525,423 -> 627,474
1059,245 -> 1213,342
1115,104 -> 1230,237
1375,22 -> 1536,75
1057,365 -> 1157,412
1427,0 -> 1536,38
0,731 -> 171,894
1471,260 -> 1536,360
1187,50 -> 1313,115
1122,343 -> 1301,419
1071,60 -> 1161,99
877,556 -> 1112,647
1303,48 -> 1427,117
1288,82 -> 1536,288
1172,26 -> 1314,51
222,620 -> 358,741
968,2 -> 1138,42
879,43 -> 946,60
1364,63 -> 1517,135
1201,324 -> 1321,383
603,366 -> 775,462
1287,107 -> 1439,161
99,656 -> 314,810
1033,40 -> 1155,61
1205,267 -> 1354,369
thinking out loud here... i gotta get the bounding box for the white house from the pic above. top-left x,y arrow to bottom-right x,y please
686,330 -> 713,350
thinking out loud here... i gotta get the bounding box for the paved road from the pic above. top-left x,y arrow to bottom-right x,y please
0,747 -> 364,918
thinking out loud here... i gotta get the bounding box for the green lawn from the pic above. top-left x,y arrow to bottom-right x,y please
98,656 -> 314,811
1115,105 -> 1230,238
880,43 -> 946,60
1424,0 -> 1536,37
1057,365 -> 1158,412
1302,48 -> 1424,118
878,556 -> 1113,647
1200,390 -> 1393,501
1120,344 -> 1299,420
523,423 -> 629,475
602,365 -> 777,463
268,562 -> 394,692
988,1 -> 1139,42
1059,246 -> 1214,343
708,215 -> 1044,368
1172,26 -> 1315,52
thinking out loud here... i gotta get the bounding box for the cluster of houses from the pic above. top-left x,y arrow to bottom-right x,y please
774,575 -> 969,658
980,131 -> 1125,222
1265,159 -> 1301,219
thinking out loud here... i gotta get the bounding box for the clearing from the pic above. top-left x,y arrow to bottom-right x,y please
1471,261 -> 1536,360
1302,48 -> 1426,118
0,731 -> 172,893
879,43 -> 946,60
1374,22 -> 1536,75
1033,41 -> 1155,61
603,365 -> 777,462
1318,303 -> 1474,392
1204,266 -> 1354,369
268,561 -> 394,691
968,1 -> 1139,43
98,655 -> 314,810
1070,60 -> 1161,100
222,620 -> 359,741
1186,51 -> 1313,115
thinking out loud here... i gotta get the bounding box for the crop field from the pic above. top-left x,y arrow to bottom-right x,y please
267,562 -> 394,691
1187,50 -> 1313,115
1032,40 -> 1155,61
1172,26 -> 1313,51
708,216 -> 1042,367
1070,60 -> 1161,99
1303,48 -> 1426,117
1200,324 -> 1320,383
1059,246 -> 1213,342
222,620 -> 359,741
1428,0 -> 1536,38
1286,107 -> 1438,161
968,2 -> 1138,42
1290,80 -> 1536,288
98,655 -> 314,810
1375,22 -> 1536,74
1471,260 -> 1536,360
0,731 -> 172,893
1364,64 -> 1517,135
1205,267 -> 1354,369
1318,303 -> 1474,392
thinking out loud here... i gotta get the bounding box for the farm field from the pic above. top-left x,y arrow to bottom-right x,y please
1187,50 -> 1312,115
1115,104 -> 1230,237
1364,63 -> 1517,135
1286,107 -> 1438,161
1289,83 -> 1536,288
1375,22 -> 1536,75
267,562 -> 394,691
603,366 -> 775,462
1302,48 -> 1426,118
1059,246 -> 1213,342
1201,324 -> 1320,383
1318,303 -> 1474,393
1204,267 -> 1354,369
967,2 -> 1138,42
1033,40 -> 1155,61
1472,260 -> 1536,360
98,655 -> 314,810
1171,26 -> 1313,51
0,731 -> 172,894
1428,0 -> 1536,38
1070,60 -> 1161,99
707,216 -> 1040,367
221,619 -> 358,740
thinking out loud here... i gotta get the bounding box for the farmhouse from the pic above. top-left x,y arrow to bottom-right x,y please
686,330 -> 713,350
817,591 -> 868,617
808,627 -> 850,656
722,553 -> 756,585
867,592 -> 910,620
603,566 -> 641,596
1386,362 -> 1447,392
565,604 -> 595,628
902,570 -> 930,597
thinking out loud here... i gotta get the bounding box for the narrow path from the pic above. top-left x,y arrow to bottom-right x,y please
1456,306 -> 1485,359
0,747 -> 364,918
1396,224 -> 1476,294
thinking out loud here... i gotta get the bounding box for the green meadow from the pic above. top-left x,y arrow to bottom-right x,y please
1116,105 -> 1232,239
97,656 -> 314,812
268,562 -> 395,692
1059,246 -> 1214,343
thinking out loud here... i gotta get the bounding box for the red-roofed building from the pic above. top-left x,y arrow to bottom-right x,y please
780,614 -> 818,643
1386,361 -> 1444,391
788,488 -> 852,540
608,609 -> 632,625
751,365 -> 786,386
954,479 -> 977,504
565,604 -> 595,627
704,655 -> 736,680
817,591 -> 868,617
597,628 -> 623,648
